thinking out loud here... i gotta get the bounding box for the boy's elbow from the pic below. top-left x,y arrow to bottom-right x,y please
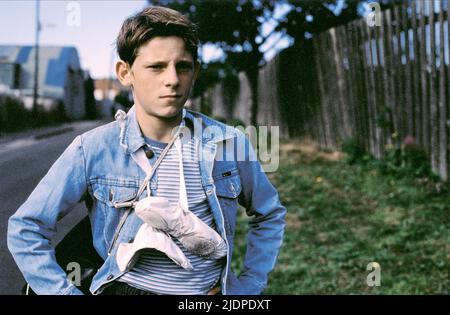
7,212 -> 26,256
7,214 -> 18,255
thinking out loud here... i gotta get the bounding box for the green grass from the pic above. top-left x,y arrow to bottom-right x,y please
231,139 -> 450,294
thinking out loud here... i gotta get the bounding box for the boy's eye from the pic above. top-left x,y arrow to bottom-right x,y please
176,62 -> 194,72
148,65 -> 163,70
146,63 -> 193,72
178,63 -> 193,69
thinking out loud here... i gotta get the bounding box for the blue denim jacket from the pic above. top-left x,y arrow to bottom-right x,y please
7,106 -> 286,295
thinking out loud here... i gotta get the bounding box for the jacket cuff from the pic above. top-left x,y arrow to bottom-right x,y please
60,284 -> 85,295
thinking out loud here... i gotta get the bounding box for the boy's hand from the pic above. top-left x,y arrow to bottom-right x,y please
207,286 -> 221,295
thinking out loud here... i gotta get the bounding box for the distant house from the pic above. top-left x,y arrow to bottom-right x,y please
94,78 -> 131,119
0,45 -> 86,120
94,78 -> 122,101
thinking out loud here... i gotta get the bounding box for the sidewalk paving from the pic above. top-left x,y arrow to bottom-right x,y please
0,120 -> 110,145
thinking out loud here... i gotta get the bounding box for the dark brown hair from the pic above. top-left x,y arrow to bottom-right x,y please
116,6 -> 199,66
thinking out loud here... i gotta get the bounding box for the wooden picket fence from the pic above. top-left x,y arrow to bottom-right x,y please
306,0 -> 450,181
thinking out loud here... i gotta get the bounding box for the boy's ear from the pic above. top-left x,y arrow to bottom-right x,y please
116,60 -> 132,87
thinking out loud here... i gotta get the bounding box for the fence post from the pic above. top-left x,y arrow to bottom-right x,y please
313,34 -> 333,149
403,2 -> 414,138
411,0 -> 423,146
344,22 -> 361,147
419,0 -> 430,156
374,13 -> 386,158
428,0 -> 440,174
438,0 -> 448,180
357,19 -> 373,155
331,27 -> 352,141
365,21 -> 380,158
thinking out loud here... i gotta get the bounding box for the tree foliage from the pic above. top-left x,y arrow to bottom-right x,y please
147,0 -> 397,124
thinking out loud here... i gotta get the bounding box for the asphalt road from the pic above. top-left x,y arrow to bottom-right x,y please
0,120 -> 108,295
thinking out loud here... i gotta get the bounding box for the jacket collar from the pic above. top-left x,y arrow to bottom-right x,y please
119,105 -> 236,154
184,109 -> 236,144
120,105 -> 145,154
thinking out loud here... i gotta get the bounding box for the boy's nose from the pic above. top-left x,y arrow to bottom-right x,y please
164,65 -> 180,87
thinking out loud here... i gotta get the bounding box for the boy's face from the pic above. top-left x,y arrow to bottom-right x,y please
124,36 -> 198,120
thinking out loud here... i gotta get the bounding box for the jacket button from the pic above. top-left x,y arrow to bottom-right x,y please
145,149 -> 154,159
128,238 -> 134,243
107,275 -> 114,281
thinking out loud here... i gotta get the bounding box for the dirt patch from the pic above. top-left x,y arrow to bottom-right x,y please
280,138 -> 343,164
286,212 -> 302,229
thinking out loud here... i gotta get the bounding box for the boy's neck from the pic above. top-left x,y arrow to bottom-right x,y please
136,107 -> 183,143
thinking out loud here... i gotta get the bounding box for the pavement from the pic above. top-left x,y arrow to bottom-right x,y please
0,120 -> 106,147
0,119 -> 109,295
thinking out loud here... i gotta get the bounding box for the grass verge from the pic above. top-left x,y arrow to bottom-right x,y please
231,138 -> 450,294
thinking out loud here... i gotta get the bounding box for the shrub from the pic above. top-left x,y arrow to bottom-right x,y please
341,138 -> 371,164
378,136 -> 432,179
0,96 -> 70,134
228,117 -> 246,128
342,136 -> 436,181
0,95 -> 32,133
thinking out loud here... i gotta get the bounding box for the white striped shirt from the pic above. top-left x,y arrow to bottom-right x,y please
118,135 -> 223,295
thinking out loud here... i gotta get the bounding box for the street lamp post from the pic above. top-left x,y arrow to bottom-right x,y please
32,0 -> 40,117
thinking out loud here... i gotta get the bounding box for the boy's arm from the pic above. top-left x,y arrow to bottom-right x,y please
7,135 -> 87,295
234,133 -> 287,294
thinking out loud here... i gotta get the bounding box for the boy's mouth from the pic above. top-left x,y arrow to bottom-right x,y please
160,94 -> 181,99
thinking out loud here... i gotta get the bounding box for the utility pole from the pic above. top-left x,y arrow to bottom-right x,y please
32,0 -> 40,116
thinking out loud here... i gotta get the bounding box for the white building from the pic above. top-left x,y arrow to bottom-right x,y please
0,45 -> 86,119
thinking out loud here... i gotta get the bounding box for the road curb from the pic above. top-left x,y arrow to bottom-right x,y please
33,127 -> 75,140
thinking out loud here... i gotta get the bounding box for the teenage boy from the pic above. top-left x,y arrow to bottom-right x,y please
8,6 -> 286,295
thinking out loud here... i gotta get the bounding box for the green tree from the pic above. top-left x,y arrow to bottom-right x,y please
114,90 -> 133,109
147,0 -> 398,125
84,75 -> 98,120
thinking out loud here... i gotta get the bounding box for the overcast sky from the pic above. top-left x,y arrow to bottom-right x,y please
0,0 -> 294,79
0,1 -> 148,79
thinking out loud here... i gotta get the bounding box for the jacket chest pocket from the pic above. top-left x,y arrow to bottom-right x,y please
89,178 -> 139,248
213,168 -> 241,236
